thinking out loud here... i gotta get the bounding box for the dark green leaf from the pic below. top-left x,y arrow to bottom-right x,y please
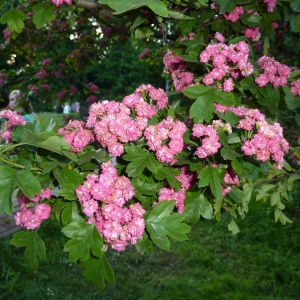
0,166 -> 16,215
183,85 -> 235,123
53,168 -> 84,189
15,169 -> 41,199
183,191 -> 213,223
283,85 -> 300,110
123,146 -> 162,177
135,233 -> 153,254
61,202 -> 85,225
145,200 -> 191,251
62,222 -> 103,262
10,231 -> 46,270
198,166 -> 225,200
80,256 -> 114,290
240,13 -> 262,28
154,167 -> 181,191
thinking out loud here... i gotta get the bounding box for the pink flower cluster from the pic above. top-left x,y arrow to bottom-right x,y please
76,161 -> 145,251
244,27 -> 261,42
87,82 -> 99,93
291,79 -> 300,97
58,120 -> 94,152
163,51 -> 194,91
86,84 -> 168,156
51,0 -> 72,6
200,37 -> 254,92
222,167 -> 240,195
144,116 -> 187,163
15,188 -> 52,230
255,56 -> 291,88
224,6 -> 244,22
158,166 -> 197,213
192,124 -> 221,158
215,104 -> 289,169
0,110 -> 26,143
264,0 -> 277,13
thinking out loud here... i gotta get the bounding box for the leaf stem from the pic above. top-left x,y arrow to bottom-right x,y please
0,154 -> 25,169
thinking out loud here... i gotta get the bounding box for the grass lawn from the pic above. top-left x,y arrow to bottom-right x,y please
1,200 -> 299,300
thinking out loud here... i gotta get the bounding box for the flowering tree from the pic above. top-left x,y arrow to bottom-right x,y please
1,0 -> 300,290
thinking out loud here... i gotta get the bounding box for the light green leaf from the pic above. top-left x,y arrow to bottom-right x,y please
146,201 -> 191,251
0,166 -> 16,215
228,219 -> 240,235
32,3 -> 54,29
135,27 -> 154,39
14,129 -> 77,161
183,191 -> 213,223
270,191 -> 285,210
0,8 -> 26,33
198,166 -> 225,200
123,146 -> 162,177
62,222 -> 103,262
168,11 -> 193,20
80,256 -> 114,290
10,231 -> 46,270
107,0 -> 168,17
274,209 -> 292,225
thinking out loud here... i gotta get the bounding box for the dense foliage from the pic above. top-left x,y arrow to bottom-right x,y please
0,0 -> 300,290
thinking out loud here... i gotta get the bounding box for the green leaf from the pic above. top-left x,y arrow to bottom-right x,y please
240,13 -> 262,28
274,209 -> 292,225
0,0 -> 5,10
183,85 -> 235,123
10,231 -> 46,270
15,169 -> 41,199
154,167 -> 181,191
107,0 -> 168,17
58,187 -> 77,200
183,191 -> 213,223
62,222 -> 103,262
215,0 -> 235,14
228,219 -> 240,235
53,168 -> 84,190
15,129 -> 77,161
221,146 -> 242,160
291,0 -> 300,12
61,202 -> 85,225
283,85 -> 300,110
32,3 -> 54,29
123,146 -> 162,177
198,166 -> 225,200
135,233 -> 153,254
146,201 -> 191,251
0,166 -> 16,215
135,27 -> 154,39
78,150 -> 110,165
80,256 -> 114,290
168,11 -> 193,20
0,8 -> 26,33
270,191 -> 285,210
